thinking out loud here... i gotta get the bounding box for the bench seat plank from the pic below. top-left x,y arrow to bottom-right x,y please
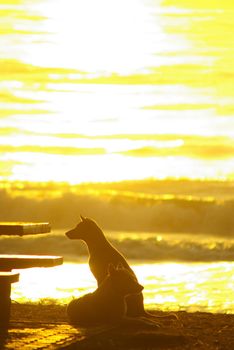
0,272 -> 20,283
0,255 -> 63,270
0,222 -> 51,236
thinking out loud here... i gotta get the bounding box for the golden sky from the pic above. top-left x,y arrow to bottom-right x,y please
0,0 -> 234,183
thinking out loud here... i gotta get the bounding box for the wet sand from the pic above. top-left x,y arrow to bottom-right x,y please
6,303 -> 234,349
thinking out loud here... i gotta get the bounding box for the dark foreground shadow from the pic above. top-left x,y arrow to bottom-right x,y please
68,317 -> 189,350
69,326 -> 188,350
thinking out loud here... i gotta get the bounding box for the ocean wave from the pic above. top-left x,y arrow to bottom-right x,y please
0,188 -> 234,236
1,232 -> 234,262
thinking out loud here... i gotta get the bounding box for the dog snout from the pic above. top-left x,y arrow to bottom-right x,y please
65,229 -> 75,239
138,284 -> 144,292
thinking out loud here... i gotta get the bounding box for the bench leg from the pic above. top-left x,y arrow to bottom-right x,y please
0,283 -> 11,329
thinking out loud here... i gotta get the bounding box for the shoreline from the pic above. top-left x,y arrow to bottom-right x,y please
7,303 -> 234,349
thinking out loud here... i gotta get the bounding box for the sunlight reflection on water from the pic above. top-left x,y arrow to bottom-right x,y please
11,261 -> 234,314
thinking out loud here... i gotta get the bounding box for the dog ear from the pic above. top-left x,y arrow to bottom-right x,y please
80,215 -> 86,222
117,263 -> 124,270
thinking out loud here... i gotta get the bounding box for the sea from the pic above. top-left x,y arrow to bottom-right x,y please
0,227 -> 233,314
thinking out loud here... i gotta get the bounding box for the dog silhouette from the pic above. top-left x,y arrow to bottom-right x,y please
67,263 -> 143,325
66,216 -> 146,317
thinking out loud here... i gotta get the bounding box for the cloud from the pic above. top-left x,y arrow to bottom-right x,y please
119,144 -> 234,159
0,109 -> 52,119
0,60 -> 215,87
0,91 -> 44,104
0,59 -> 84,85
117,136 -> 234,160
0,127 -> 19,135
1,132 -> 233,160
142,104 -> 215,111
0,145 -> 106,156
52,133 -> 232,143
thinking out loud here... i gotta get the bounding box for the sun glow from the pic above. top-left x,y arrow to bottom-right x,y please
21,0 -> 165,73
1,0 -> 234,183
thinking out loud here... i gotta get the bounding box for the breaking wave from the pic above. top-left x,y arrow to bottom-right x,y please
0,181 -> 234,262
0,187 -> 234,237
1,230 -> 234,262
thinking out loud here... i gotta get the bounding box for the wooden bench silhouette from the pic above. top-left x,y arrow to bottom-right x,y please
0,222 -> 63,328
0,272 -> 19,328
0,255 -> 63,271
0,256 -> 63,328
0,222 -> 51,236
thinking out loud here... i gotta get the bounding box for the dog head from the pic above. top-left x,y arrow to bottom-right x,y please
108,264 -> 144,296
65,215 -> 100,240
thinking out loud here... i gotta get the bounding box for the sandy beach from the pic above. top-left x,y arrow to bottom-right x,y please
5,303 -> 234,349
